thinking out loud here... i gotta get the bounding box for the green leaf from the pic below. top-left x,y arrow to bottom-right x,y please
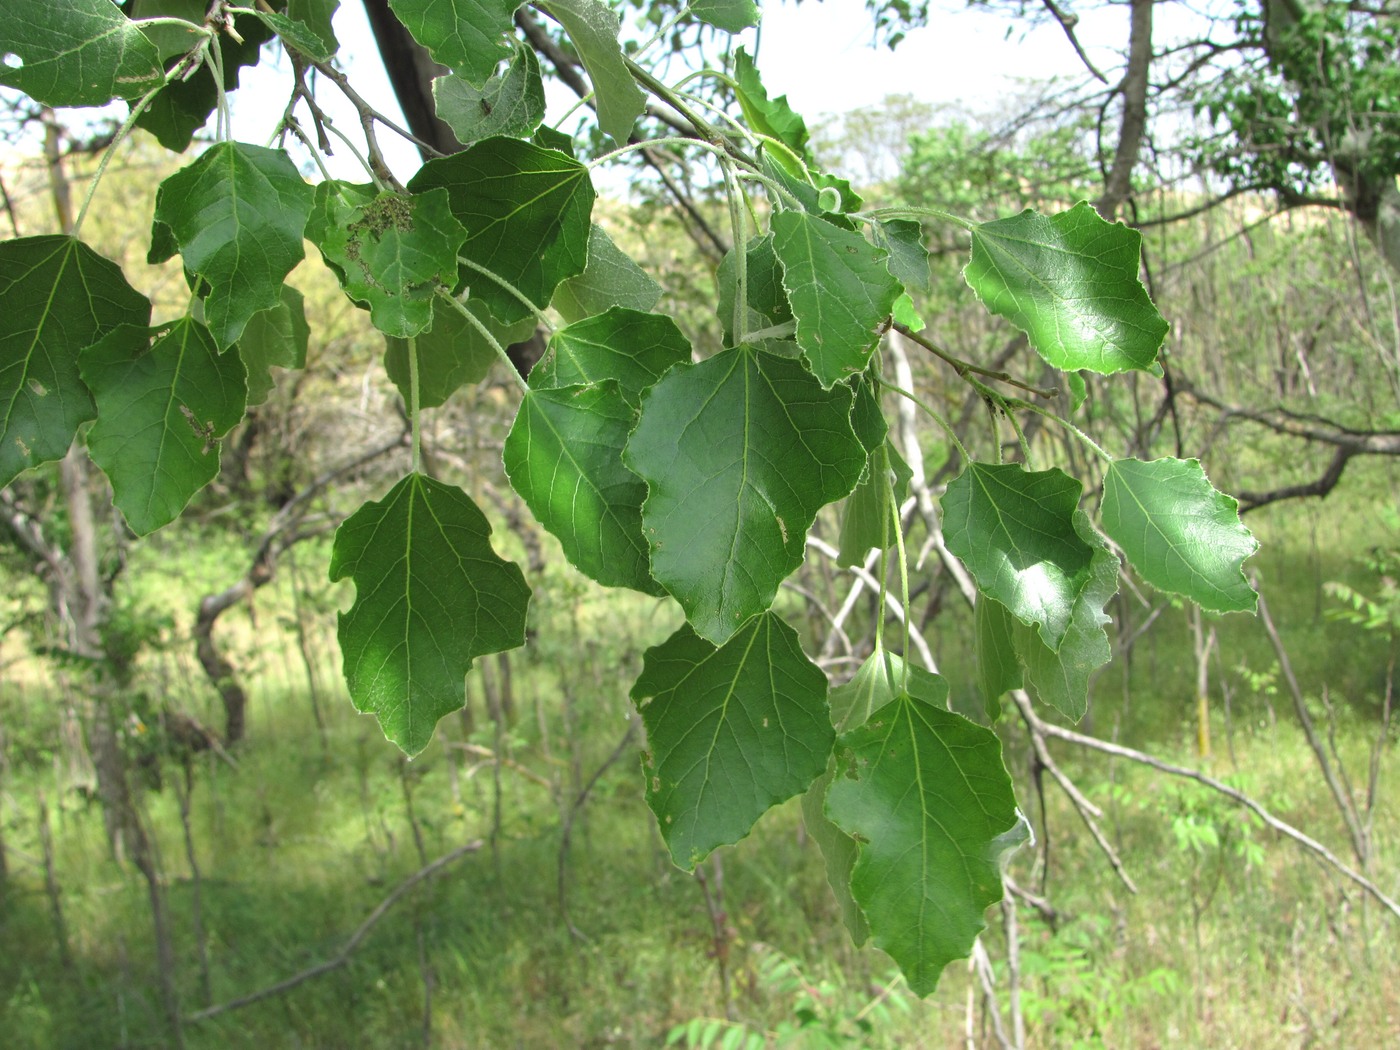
974,597 -> 1021,720
716,234 -> 794,354
805,647 -> 946,944
305,181 -> 377,284
837,441 -> 911,568
825,689 -> 1022,995
1010,511 -> 1119,721
151,143 -> 313,347
318,189 -> 467,338
407,138 -> 594,326
531,307 -> 690,407
330,473 -> 531,757
772,212 -> 901,389
0,0 -> 163,108
80,319 -> 247,535
0,236 -> 152,487
942,463 -> 1094,650
128,0 -> 207,61
631,613 -> 834,868
384,297 -> 534,409
733,47 -> 809,157
625,345 -> 866,645
873,219 -> 932,296
238,285 -> 309,407
433,43 -> 545,144
533,124 -> 575,156
848,375 -> 887,456
387,0 -> 517,85
250,10 -> 334,62
690,0 -> 760,33
132,2 -> 273,152
1101,457 -> 1258,613
540,0 -> 646,144
551,225 -> 662,325
286,0 -> 340,54
964,202 -> 1167,376
504,382 -> 661,595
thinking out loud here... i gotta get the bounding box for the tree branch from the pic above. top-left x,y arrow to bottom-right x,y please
186,840 -> 483,1022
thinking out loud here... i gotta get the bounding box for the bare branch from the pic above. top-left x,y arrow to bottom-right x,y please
186,840 -> 484,1022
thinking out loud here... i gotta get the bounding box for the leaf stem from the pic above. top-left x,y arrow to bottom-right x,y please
408,335 -> 422,473
587,137 -> 731,171
889,469 -> 912,686
865,205 -> 976,233
435,290 -> 531,394
724,162 -> 748,343
877,377 -> 970,463
72,55 -> 200,238
457,258 -> 555,334
1020,403 -> 1114,462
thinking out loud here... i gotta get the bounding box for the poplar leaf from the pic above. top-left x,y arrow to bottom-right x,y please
504,382 -> 661,595
531,308 -> 691,407
151,143 -> 313,347
1101,457 -> 1258,613
632,613 -> 834,868
318,189 -> 467,338
716,234 -> 795,355
387,0 -> 517,85
384,297 -> 534,409
805,649 -> 947,943
826,690 -> 1022,995
540,0 -> 646,144
942,463 -> 1094,650
964,202 -> 1167,376
0,236 -> 151,487
0,0 -> 163,108
690,0 -> 760,33
974,597 -> 1021,720
239,286 -> 309,407
625,346 -> 866,645
1009,512 -> 1120,721
732,47 -> 808,156
552,226 -> 662,324
80,320 -> 247,535
408,138 -> 594,326
772,212 -> 901,389
433,43 -> 545,144
330,474 -> 531,757
874,219 -> 932,296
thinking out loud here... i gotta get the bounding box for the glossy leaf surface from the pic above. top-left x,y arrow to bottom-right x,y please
1101,457 -> 1258,613
0,0 -> 163,107
504,382 -> 661,595
387,0 -> 517,85
531,307 -> 690,406
552,226 -> 662,324
964,202 -> 1167,376
942,463 -> 1094,650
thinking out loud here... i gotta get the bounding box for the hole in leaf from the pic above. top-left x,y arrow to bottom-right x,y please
1,53 -> 22,70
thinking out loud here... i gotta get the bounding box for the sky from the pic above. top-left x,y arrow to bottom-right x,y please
232,0 -> 1137,184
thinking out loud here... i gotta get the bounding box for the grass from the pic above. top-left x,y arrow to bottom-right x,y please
1,485 -> 1397,1048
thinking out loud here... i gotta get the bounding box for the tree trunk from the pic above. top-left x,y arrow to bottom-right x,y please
1097,0 -> 1153,220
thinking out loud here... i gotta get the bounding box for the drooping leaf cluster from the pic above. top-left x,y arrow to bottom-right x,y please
0,0 -> 1258,997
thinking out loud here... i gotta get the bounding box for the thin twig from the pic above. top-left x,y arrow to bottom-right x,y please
894,323 -> 1059,399
1011,692 -> 1400,921
186,840 -> 483,1022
